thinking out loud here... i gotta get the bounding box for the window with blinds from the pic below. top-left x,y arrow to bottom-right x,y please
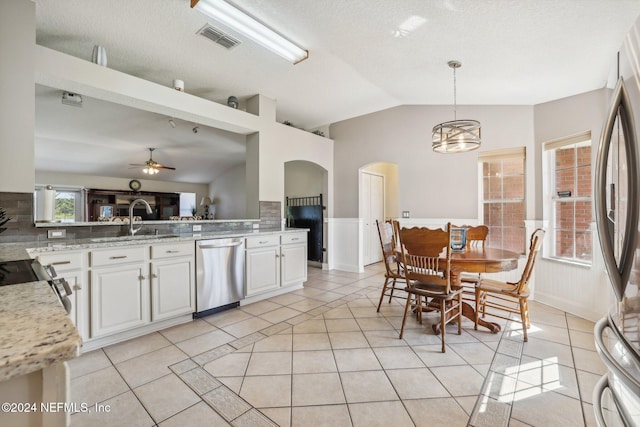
478,147 -> 526,254
542,131 -> 592,264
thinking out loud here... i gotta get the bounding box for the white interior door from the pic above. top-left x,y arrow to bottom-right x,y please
361,171 -> 384,265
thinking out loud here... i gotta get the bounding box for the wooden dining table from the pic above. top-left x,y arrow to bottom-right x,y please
433,246 -> 520,335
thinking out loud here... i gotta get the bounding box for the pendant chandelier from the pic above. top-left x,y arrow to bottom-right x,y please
432,60 -> 481,153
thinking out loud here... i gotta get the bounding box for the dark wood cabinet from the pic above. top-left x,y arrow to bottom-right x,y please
86,189 -> 180,221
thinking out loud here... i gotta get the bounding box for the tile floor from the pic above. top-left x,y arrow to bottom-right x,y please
68,263 -> 605,426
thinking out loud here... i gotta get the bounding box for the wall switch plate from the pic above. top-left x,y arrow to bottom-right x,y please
402,211 -> 410,218
252,223 -> 259,229
192,225 -> 202,232
47,229 -> 66,239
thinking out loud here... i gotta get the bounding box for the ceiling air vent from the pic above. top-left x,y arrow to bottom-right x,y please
197,24 -> 241,50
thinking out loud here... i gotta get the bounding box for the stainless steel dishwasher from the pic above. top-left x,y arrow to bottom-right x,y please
195,237 -> 245,317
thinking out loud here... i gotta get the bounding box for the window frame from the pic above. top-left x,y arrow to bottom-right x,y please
542,131 -> 593,265
34,185 -> 85,223
478,147 -> 527,255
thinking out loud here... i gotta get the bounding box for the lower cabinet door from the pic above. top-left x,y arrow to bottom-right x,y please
245,247 -> 280,296
150,258 -> 195,321
281,244 -> 308,287
90,264 -> 149,338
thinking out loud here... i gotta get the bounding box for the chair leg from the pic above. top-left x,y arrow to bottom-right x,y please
524,299 -> 531,328
388,278 -> 396,302
376,276 -> 390,312
440,299 -> 446,353
457,293 -> 462,335
519,298 -> 528,342
417,295 -> 423,324
399,291 -> 413,339
474,287 -> 481,330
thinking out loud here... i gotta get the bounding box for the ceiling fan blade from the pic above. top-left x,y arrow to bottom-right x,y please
157,165 -> 176,170
128,163 -> 147,167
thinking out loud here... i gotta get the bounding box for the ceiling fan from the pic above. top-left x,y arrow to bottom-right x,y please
129,148 -> 175,175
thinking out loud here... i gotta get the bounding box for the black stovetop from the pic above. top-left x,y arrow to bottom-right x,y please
0,259 -> 45,286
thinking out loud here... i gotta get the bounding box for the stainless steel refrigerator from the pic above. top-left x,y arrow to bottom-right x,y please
593,13 -> 640,426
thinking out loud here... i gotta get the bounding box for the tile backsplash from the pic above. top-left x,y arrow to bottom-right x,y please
0,192 -> 282,244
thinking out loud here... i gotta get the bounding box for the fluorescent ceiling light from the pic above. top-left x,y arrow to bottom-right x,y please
191,0 -> 309,64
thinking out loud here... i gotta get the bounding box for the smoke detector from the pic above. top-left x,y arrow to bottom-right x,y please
61,92 -> 83,107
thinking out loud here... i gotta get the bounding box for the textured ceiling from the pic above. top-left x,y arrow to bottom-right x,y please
33,0 -> 640,183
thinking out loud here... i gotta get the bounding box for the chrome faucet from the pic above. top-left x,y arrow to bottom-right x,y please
129,198 -> 153,236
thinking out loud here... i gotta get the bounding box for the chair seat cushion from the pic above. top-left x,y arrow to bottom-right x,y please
460,273 -> 480,284
477,278 -> 528,297
405,282 -> 463,300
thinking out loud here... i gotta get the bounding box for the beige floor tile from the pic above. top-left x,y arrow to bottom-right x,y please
260,307 -> 303,324
324,275 -> 358,285
373,346 -> 426,369
159,319 -> 216,343
404,397 -> 470,427
340,370 -> 399,403
293,287 -> 327,297
268,292 -> 306,306
431,365 -> 485,397
511,389 -> 585,426
133,373 -> 200,423
158,401 -> 230,426
232,408 -> 279,427
573,347 -> 607,375
68,349 -> 111,379
259,407 -> 291,427
170,359 -> 198,375
363,329 -> 410,347
576,369 -> 603,405
253,333 -> 292,352
412,344 -> 467,366
328,331 -> 370,349
240,375 -> 292,408
175,329 -> 236,357
524,322 -> 571,345
115,345 -> 188,388
246,351 -> 292,376
222,317 -> 273,338
469,395 -> 511,427
387,367 -> 450,399
202,386 -> 251,421
521,336 -> 574,368
287,298 -> 326,312
179,367 -> 222,395
103,332 -> 171,364
515,355 -> 579,399
350,306 -> 386,318
322,306 -> 355,319
285,312 -> 316,325
217,376 -> 243,394
240,300 -> 282,316
204,308 -> 253,328
203,352 -> 251,377
583,402 -> 598,427
567,315 -> 596,333
291,405 -> 351,426
292,318 -> 327,333
292,332 -> 331,350
70,390 -> 154,427
291,372 -> 346,406
531,311 -> 568,329
334,348 -> 382,371
398,327 -> 444,346
455,396 -> 478,416
70,366 -> 129,406
569,329 -> 597,351
348,401 -> 414,427
292,350 -> 337,374
325,318 -> 360,332
449,342 -> 496,365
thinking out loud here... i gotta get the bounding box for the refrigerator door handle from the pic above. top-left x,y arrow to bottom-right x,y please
594,316 -> 640,396
593,374 -> 632,427
595,76 -> 640,301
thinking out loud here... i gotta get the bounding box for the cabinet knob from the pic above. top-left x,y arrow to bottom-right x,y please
152,273 -> 158,278
275,254 -> 279,258
281,253 -> 285,257
73,284 -> 81,291
139,275 -> 146,280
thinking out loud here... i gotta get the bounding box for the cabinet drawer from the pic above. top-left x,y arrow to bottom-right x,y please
36,251 -> 84,272
281,232 -> 307,245
151,242 -> 194,259
245,234 -> 280,249
91,246 -> 147,267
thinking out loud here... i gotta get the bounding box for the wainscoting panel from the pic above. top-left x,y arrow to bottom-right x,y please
328,218 -> 363,273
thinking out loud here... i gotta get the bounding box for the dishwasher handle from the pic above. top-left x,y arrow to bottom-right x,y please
199,241 -> 243,249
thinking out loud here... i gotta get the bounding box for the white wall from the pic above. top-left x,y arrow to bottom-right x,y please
0,0 -> 35,193
330,105 -> 535,219
533,88 -> 612,320
209,164 -> 247,219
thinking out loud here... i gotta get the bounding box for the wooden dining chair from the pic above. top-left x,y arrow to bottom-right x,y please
375,220 -> 406,311
398,223 -> 463,353
458,225 -> 489,286
474,228 -> 545,342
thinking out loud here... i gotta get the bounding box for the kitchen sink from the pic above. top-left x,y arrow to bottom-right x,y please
90,234 -> 180,243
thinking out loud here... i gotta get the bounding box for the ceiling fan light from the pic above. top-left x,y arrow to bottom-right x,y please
190,0 -> 309,64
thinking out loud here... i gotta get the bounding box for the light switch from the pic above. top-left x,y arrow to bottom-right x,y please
193,225 -> 202,232
402,211 -> 410,218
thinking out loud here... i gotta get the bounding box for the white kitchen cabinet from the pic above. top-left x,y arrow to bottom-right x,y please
150,242 -> 195,321
34,251 -> 88,339
89,247 -> 150,338
245,232 -> 307,297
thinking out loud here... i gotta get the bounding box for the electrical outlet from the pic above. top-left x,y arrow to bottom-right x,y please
47,229 -> 66,239
402,211 -> 410,218
192,225 -> 202,232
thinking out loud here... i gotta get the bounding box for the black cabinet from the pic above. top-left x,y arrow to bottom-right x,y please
86,189 -> 180,221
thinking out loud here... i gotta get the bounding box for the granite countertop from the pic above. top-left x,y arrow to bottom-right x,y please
0,280 -> 81,382
0,228 -> 308,260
